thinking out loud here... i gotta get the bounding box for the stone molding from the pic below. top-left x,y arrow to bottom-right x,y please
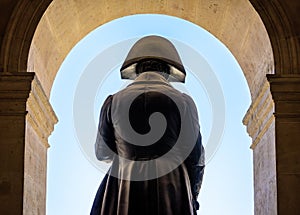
26,75 -> 58,148
0,0 -> 53,73
267,74 -> 300,120
0,72 -> 34,115
0,72 -> 58,146
243,78 -> 275,149
249,0 -> 300,75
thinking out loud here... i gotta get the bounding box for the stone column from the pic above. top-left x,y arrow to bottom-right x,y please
0,73 -> 34,214
267,74 -> 300,215
0,72 -> 57,215
243,78 -> 277,215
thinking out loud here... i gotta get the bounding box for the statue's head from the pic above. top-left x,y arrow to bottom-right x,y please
120,35 -> 186,82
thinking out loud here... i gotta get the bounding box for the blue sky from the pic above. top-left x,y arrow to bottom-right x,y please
47,14 -> 253,215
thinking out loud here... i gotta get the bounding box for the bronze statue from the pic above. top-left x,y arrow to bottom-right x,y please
91,35 -> 205,215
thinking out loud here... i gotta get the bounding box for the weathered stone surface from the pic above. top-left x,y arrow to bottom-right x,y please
0,73 -> 34,215
24,75 -> 57,215
29,0 -> 272,99
267,74 -> 300,215
0,73 -> 57,215
243,78 -> 277,215
252,121 -> 277,215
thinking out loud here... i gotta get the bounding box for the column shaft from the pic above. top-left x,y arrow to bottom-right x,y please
0,72 -> 34,214
267,74 -> 300,214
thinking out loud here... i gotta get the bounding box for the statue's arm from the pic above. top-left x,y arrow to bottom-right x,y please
184,132 -> 205,209
182,94 -> 205,211
95,95 -> 116,162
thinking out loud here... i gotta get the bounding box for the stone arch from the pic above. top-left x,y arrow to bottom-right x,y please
28,0 -> 274,99
250,0 -> 300,74
0,0 -> 52,73
1,0 -> 300,214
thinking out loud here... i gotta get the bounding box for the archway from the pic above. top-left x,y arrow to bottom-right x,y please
47,14 -> 253,214
28,1 -> 274,214
3,0 -> 300,214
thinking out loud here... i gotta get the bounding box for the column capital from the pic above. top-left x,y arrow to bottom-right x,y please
0,72 -> 58,145
267,74 -> 300,98
0,72 -> 34,115
267,74 -> 300,120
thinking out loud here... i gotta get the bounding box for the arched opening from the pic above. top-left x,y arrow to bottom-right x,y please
47,14 -> 253,214
27,0 -> 275,214
28,0 -> 273,98
27,1 -> 274,213
6,0 -> 296,214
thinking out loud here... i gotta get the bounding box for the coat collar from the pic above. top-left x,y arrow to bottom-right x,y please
129,71 -> 172,87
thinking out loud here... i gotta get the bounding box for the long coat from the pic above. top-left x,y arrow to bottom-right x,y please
91,72 -> 205,215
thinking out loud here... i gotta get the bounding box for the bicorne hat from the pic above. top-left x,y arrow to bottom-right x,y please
120,35 -> 186,82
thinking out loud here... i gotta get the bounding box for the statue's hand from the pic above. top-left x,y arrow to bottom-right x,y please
193,198 -> 200,214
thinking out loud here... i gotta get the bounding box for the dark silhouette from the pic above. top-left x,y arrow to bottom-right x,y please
91,36 -> 205,215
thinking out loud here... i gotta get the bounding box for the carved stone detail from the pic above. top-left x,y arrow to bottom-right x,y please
26,75 -> 58,147
243,78 -> 275,149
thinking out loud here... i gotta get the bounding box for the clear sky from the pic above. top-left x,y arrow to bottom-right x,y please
47,14 -> 253,215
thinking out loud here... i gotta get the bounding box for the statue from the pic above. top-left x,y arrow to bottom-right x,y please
91,35 -> 205,215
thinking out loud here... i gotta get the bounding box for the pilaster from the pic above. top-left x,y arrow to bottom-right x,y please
0,72 -> 57,215
267,74 -> 300,215
0,72 -> 34,215
23,74 -> 58,215
243,78 -> 277,215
